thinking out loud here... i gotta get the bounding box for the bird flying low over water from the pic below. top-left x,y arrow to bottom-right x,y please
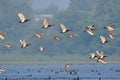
99,35 -> 111,44
19,39 -> 31,48
60,23 -> 71,33
53,35 -> 61,40
18,12 -> 31,23
42,18 -> 55,28
104,24 -> 115,31
89,50 -> 109,64
33,32 -> 43,39
96,50 -> 109,64
0,32 -> 6,40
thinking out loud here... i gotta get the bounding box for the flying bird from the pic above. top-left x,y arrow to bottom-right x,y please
4,43 -> 12,48
18,12 -> 31,23
53,35 -> 61,40
96,50 -> 109,64
104,24 -> 115,31
0,32 -> 6,40
0,67 -> 5,73
108,33 -> 115,40
84,29 -> 94,36
99,35 -> 111,44
33,32 -> 43,39
19,39 -> 31,48
90,50 -> 109,64
42,18 -> 55,28
67,33 -> 78,38
86,24 -> 97,31
60,23 -> 71,33
38,46 -> 45,52
89,53 -> 97,59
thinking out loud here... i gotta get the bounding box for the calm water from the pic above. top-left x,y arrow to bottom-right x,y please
0,64 -> 120,80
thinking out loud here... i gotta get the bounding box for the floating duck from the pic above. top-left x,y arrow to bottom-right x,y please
42,18 -> 55,28
19,39 -> 31,48
99,35 -> 111,44
104,24 -> 115,31
0,32 -> 6,40
53,35 -> 61,40
60,23 -> 71,33
33,32 -> 43,39
18,12 -> 31,23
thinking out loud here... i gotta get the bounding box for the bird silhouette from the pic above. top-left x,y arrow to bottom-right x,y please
60,23 -> 71,33
19,39 -> 31,48
42,18 -> 55,28
99,35 -> 111,44
18,12 -> 31,23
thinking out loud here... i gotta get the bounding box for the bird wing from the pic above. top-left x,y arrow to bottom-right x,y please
100,35 -> 106,43
100,51 -> 104,58
20,39 -> 27,47
0,35 -> 5,39
86,30 -> 94,35
18,12 -> 26,22
96,50 -> 100,56
107,26 -> 114,31
43,18 -> 49,28
98,59 -> 107,64
90,53 -> 95,59
19,40 -> 23,44
108,34 -> 114,40
60,23 -> 67,33
54,36 -> 61,40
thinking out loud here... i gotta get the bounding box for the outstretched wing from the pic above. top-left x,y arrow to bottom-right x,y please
43,18 -> 49,28
100,35 -> 106,43
60,23 -> 67,33
98,59 -> 107,64
18,12 -> 26,23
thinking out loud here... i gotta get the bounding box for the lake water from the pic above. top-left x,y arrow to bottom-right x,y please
0,64 -> 120,80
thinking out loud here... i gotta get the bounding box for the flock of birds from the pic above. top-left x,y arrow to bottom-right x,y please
0,12 -> 117,73
86,24 -> 116,64
0,12 -> 78,50
18,12 -> 116,64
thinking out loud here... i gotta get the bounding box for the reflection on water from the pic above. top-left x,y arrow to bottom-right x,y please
0,64 -> 120,80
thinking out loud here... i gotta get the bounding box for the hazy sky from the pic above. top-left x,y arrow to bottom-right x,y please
30,0 -> 70,10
